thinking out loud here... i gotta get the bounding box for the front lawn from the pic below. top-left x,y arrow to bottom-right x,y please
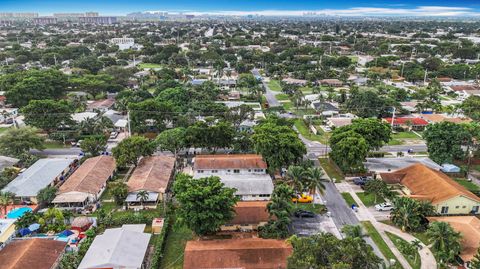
341,192 -> 356,207
268,80 -> 282,92
276,93 -> 290,100
295,203 -> 327,214
356,192 -> 385,207
160,218 -> 194,269
392,132 -> 421,139
294,119 -> 325,143
138,63 -> 162,69
319,158 -> 344,182
362,221 -> 401,269
455,178 -> 480,192
386,231 -> 421,269
44,140 -> 69,149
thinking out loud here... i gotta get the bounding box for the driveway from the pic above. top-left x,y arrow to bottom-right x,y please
291,213 -> 341,238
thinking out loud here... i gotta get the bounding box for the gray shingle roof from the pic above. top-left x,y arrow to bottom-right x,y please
2,158 -> 73,197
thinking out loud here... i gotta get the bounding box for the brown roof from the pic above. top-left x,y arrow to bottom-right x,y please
380,163 -> 480,204
184,238 -> 292,269
58,156 -> 115,194
127,156 -> 175,193
194,154 -> 267,170
228,201 -> 270,225
450,85 -> 480,92
427,216 -> 480,262
87,99 -> 115,110
0,239 -> 66,269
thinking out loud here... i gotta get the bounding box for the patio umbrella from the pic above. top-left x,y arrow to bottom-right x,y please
28,223 -> 40,232
59,230 -> 74,237
18,228 -> 31,236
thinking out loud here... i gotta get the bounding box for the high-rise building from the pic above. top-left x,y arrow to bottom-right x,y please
79,16 -> 117,24
84,12 -> 99,17
33,17 -> 57,25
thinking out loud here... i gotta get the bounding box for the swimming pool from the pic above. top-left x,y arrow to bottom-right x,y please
7,207 -> 32,219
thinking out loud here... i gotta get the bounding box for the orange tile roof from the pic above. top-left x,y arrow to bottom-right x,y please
58,156 -> 115,194
127,156 -> 175,193
228,201 -> 270,225
0,239 -> 66,269
194,154 -> 267,170
427,216 -> 480,262
184,238 -> 292,269
380,163 -> 480,204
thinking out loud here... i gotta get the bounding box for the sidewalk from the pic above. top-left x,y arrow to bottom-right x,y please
337,182 -> 437,269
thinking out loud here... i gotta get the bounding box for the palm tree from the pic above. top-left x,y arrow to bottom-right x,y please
410,240 -> 422,264
286,165 -> 306,194
0,192 -> 14,216
305,167 -> 326,196
342,224 -> 365,239
136,190 -> 149,209
426,221 -> 462,263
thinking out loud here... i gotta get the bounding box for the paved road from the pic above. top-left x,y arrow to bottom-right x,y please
251,69 -> 281,107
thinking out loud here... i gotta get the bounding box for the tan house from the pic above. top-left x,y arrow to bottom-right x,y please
380,163 -> 480,215
52,156 -> 116,209
125,156 -> 175,209
221,201 -> 270,231
184,238 -> 292,269
427,216 -> 480,267
0,239 -> 67,269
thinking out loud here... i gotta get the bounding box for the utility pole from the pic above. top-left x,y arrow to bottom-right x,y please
423,69 -> 428,85
127,110 -> 131,137
390,106 -> 396,131
400,62 -> 405,78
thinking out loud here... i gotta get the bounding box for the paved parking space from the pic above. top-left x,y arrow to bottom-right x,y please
367,207 -> 391,221
291,214 -> 342,238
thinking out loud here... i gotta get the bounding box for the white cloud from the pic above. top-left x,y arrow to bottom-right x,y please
154,6 -> 480,17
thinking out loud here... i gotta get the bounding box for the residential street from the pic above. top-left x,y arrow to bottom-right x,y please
251,69 -> 281,107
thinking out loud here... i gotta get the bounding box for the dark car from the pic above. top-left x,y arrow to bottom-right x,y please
353,176 -> 372,186
294,210 -> 316,218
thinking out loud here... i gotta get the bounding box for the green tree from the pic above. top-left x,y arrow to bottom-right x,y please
470,247 -> 480,269
461,95 -> 480,121
0,191 -> 14,216
112,135 -> 155,167
329,131 -> 368,173
36,186 -> 57,205
305,167 -> 327,196
80,136 -> 107,156
252,119 -> 306,171
342,224 -> 366,239
109,181 -> 128,205
287,233 -> 382,269
155,127 -> 186,159
0,127 -> 45,157
363,179 -> 389,204
22,100 -> 73,133
136,190 -> 149,209
69,74 -> 118,98
426,221 -> 462,264
391,197 -> 434,232
260,182 -> 295,239
334,118 -> 391,150
286,165 -> 306,194
423,122 -> 472,164
173,174 -> 238,236
128,99 -> 174,133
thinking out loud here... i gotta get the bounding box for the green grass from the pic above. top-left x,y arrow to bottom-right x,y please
268,79 -> 282,92
392,132 -> 421,139
341,192 -> 357,207
44,140 -> 69,149
295,203 -> 327,214
0,127 -> 10,134
388,139 -> 404,146
160,220 -> 194,269
299,86 -> 313,94
362,221 -> 401,268
386,232 -> 421,269
411,232 -> 430,245
356,192 -> 385,207
455,179 -> 480,192
294,119 -> 324,142
319,158 -> 344,181
276,93 -> 290,101
138,63 -> 162,69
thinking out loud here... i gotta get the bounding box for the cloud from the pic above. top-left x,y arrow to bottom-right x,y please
150,6 -> 480,17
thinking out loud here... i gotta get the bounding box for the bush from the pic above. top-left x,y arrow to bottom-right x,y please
149,214 -> 172,269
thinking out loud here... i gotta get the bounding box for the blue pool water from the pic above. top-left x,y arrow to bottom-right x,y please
7,207 -> 32,219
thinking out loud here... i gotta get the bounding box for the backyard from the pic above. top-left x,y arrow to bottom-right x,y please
160,217 -> 194,269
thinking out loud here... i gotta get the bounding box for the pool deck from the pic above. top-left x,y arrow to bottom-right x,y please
1,205 -> 38,219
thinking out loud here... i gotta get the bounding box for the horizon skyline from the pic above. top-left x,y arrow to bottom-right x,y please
1,1 -> 480,17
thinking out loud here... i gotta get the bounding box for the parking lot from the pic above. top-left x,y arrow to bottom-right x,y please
290,213 -> 342,238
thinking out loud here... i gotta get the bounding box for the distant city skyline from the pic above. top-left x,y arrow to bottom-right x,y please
1,0 -> 480,17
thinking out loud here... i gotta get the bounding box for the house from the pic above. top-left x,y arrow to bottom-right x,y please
380,163 -> 480,215
86,99 -> 115,112
416,113 -> 472,124
0,108 -> 18,124
0,156 -> 19,171
184,238 -> 292,269
0,219 -> 16,250
311,102 -> 339,117
0,239 -> 66,269
71,112 -> 98,123
2,158 -> 75,204
221,201 -> 270,231
52,156 -> 116,209
383,117 -> 429,130
427,216 -> 480,267
319,79 -> 343,87
78,224 -> 151,269
326,117 -> 353,129
364,157 -> 442,173
126,156 -> 175,209
193,154 -> 273,201
282,78 -> 308,86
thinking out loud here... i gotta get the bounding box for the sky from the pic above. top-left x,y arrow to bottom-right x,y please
1,0 -> 480,17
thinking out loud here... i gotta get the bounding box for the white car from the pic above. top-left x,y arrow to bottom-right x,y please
109,131 -> 118,139
375,202 -> 393,211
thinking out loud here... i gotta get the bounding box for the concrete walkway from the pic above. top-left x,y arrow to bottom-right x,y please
337,182 -> 437,269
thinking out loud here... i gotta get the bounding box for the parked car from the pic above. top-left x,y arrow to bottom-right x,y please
353,176 -> 372,186
294,209 -> 316,218
375,202 -> 393,211
109,131 -> 119,139
292,193 -> 314,203
71,140 -> 83,147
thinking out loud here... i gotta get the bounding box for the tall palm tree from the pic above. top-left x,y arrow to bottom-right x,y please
136,190 -> 149,209
0,192 -> 14,216
286,166 -> 306,194
426,221 -> 462,263
305,167 -> 326,196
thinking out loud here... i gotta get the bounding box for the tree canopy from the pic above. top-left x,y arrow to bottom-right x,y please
112,135 -> 155,167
